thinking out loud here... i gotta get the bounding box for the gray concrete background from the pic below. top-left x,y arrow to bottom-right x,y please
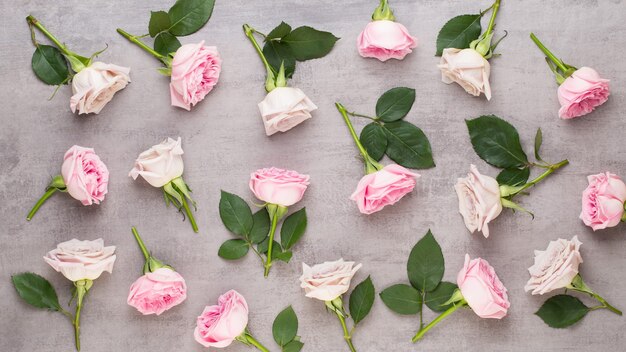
1,0 -> 625,351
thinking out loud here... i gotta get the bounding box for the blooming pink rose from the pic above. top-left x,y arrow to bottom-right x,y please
44,238 -> 116,282
194,290 -> 249,348
249,167 -> 310,206
61,145 -> 109,206
558,67 -> 609,119
351,164 -> 418,214
127,268 -> 187,316
300,259 -> 362,301
454,165 -> 502,238
170,41 -> 221,111
457,254 -> 510,319
258,87 -> 318,136
70,62 -> 130,115
357,20 -> 417,61
580,172 -> 626,231
525,236 -> 582,295
438,48 -> 491,100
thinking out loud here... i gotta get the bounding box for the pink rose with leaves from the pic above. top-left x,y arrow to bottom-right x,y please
580,172 -> 626,231
357,20 -> 417,62
455,165 -> 502,238
351,164 -> 418,214
127,268 -> 187,315
249,167 -> 310,206
457,254 -> 510,319
194,290 -> 249,348
169,41 -> 221,111
61,146 -> 109,206
558,67 -> 609,119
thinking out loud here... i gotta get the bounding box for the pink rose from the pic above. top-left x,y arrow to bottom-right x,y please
258,87 -> 318,136
558,67 -> 609,119
70,62 -> 131,115
169,41 -> 221,111
127,268 -> 187,316
61,145 -> 109,206
357,20 -> 417,61
44,238 -> 116,282
438,48 -> 492,100
580,172 -> 626,231
454,165 -> 502,238
351,164 -> 418,214
300,259 -> 362,301
194,290 -> 249,348
249,167 -> 310,206
457,254 -> 510,319
525,236 -> 582,295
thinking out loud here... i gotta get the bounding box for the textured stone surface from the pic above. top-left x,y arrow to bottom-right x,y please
1,0 -> 625,351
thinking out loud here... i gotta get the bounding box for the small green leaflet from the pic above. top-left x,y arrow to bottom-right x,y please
266,22 -> 292,40
154,32 -> 182,56
249,208 -> 271,244
383,121 -> 435,169
436,14 -> 482,56
360,123 -> 387,161
12,273 -> 62,311
407,230 -> 445,292
379,284 -> 422,315
497,167 -> 530,186
466,115 -> 529,169
376,87 -> 416,122
280,208 -> 307,250
148,11 -> 171,37
167,0 -> 215,36
349,276 -> 375,325
31,45 -> 70,85
424,282 -> 458,312
273,306 -> 298,347
536,295 -> 589,328
219,191 -> 253,237
218,239 -> 249,260
281,26 -> 339,61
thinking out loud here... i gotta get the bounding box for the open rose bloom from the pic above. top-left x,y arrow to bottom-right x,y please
129,137 -> 184,188
580,172 -> 626,231
455,165 -> 502,237
525,236 -> 582,295
258,87 -> 317,136
249,167 -> 310,207
44,238 -> 116,282
127,268 -> 187,315
62,145 -> 109,205
300,259 -> 362,301
194,290 -> 249,348
439,48 -> 492,100
357,20 -> 417,61
457,254 -> 510,319
351,164 -> 418,214
70,62 -> 130,114
558,67 -> 610,119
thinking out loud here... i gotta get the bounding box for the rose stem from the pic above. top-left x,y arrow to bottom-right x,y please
484,0 -> 501,36
335,102 -> 383,174
334,310 -> 357,352
412,302 -> 462,342
26,188 -> 57,220
73,279 -> 92,351
116,28 -> 167,63
131,227 -> 150,260
179,195 -> 199,233
244,333 -> 270,352
591,293 -> 622,315
511,159 -> 569,197
263,210 -> 279,277
26,15 -> 81,58
529,33 -> 568,72
242,24 -> 273,73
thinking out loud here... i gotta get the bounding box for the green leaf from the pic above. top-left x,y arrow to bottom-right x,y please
275,250 -> 293,263
282,26 -> 339,61
360,123 -> 388,161
149,11 -> 171,37
218,239 -> 249,260
249,208 -> 270,244
383,121 -> 435,169
466,115 -> 529,168
154,32 -> 182,56
380,284 -> 422,315
534,128 -> 543,161
263,40 -> 296,78
280,208 -> 307,250
536,295 -> 589,328
435,14 -> 482,56
11,273 -> 61,311
31,45 -> 70,85
168,0 -> 215,36
283,340 -> 304,352
349,276 -> 375,325
273,306 -> 298,346
258,238 -> 281,255
219,191 -> 253,237
497,167 -> 530,186
376,87 -> 416,122
407,230 -> 444,292
266,22 -> 292,40
424,282 -> 458,312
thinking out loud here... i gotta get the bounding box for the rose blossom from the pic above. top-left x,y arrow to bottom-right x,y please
558,67 -> 610,119
194,290 -> 249,348
457,254 -> 510,319
438,48 -> 492,100
258,87 -> 318,136
350,164 -> 418,214
170,41 -> 221,111
357,20 -> 417,61
300,259 -> 362,301
127,268 -> 187,315
455,164 -> 502,238
249,167 -> 310,206
44,238 -> 116,282
524,236 -> 583,295
61,145 -> 109,206
129,137 -> 184,188
580,172 -> 626,231
70,62 -> 131,114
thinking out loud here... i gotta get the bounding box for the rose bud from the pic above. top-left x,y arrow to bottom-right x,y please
580,172 -> 626,231
70,62 -> 131,114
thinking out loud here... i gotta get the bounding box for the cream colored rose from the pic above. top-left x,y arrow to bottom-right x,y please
438,48 -> 491,100
129,137 -> 184,188
70,62 -> 130,114
455,164 -> 502,238
258,87 -> 317,136
524,236 -> 583,295
299,259 -> 362,301
44,238 -> 116,282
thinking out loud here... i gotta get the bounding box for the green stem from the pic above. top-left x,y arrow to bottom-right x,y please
484,0 -> 501,35
335,310 -> 357,352
511,159 -> 569,197
244,333 -> 270,352
180,194 -> 199,233
116,28 -> 167,63
335,102 -> 383,174
530,33 -> 568,72
131,227 -> 150,260
419,291 -> 424,330
26,15 -> 82,58
73,280 -> 91,351
26,187 -> 57,221
263,211 -> 279,277
348,112 -> 378,121
592,293 -> 622,316
243,24 -> 273,73
412,302 -> 463,342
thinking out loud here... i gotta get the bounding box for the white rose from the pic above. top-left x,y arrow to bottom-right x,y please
455,164 -> 502,238
525,236 -> 583,295
44,239 -> 116,282
70,62 -> 131,114
129,137 -> 184,188
258,87 -> 317,136
438,48 -> 491,100
299,259 -> 362,301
